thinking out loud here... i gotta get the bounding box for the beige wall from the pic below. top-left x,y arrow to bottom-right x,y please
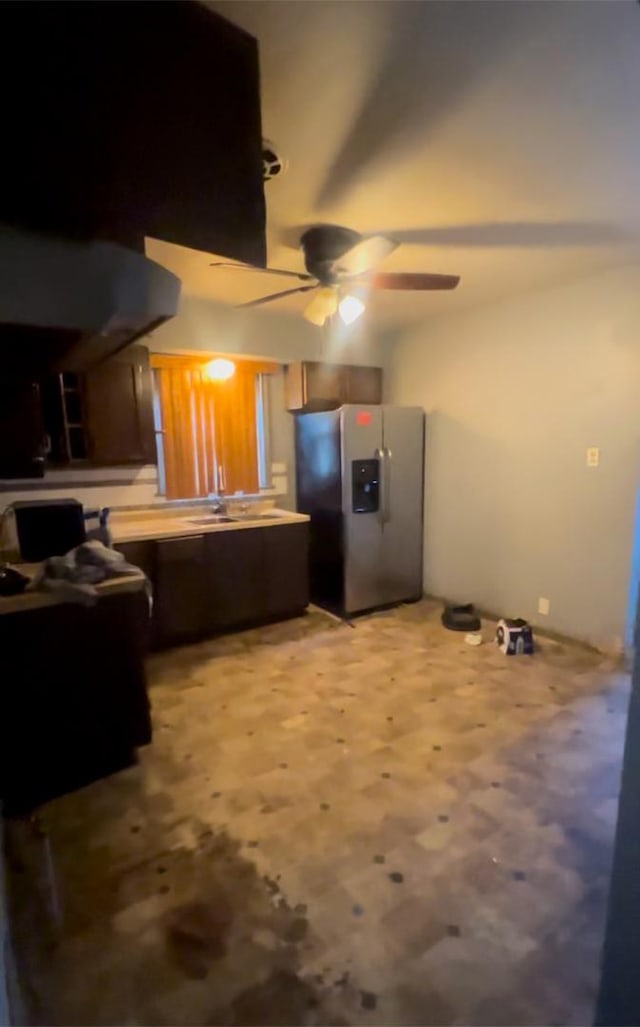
388,265 -> 640,653
147,296 -> 387,366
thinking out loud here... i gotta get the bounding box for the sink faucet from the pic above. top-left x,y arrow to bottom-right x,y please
211,497 -> 227,515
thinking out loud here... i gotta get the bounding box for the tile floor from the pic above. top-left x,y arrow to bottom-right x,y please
4,601 -> 629,1026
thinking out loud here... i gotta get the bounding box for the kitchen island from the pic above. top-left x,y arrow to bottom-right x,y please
0,568 -> 151,816
111,505 -> 310,649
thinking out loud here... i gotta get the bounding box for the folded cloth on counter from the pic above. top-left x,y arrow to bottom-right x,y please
32,540 -> 144,606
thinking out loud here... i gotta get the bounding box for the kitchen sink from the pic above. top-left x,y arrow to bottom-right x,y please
187,515 -> 235,525
230,510 -> 282,521
187,511 -> 283,526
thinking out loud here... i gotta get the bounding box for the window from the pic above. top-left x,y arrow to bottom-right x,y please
151,354 -> 277,500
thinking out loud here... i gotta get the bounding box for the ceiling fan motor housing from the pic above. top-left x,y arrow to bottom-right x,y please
301,224 -> 362,284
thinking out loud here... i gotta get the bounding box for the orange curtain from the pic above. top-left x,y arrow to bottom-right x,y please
214,364 -> 260,495
152,355 -> 277,500
157,365 -> 216,499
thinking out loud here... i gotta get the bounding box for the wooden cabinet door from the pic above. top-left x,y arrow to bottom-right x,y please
204,529 -> 265,630
114,540 -> 155,650
115,541 -> 155,582
303,362 -> 345,411
154,536 -> 206,646
284,362 -> 305,411
1,4 -> 265,265
84,346 -> 156,465
0,379 -> 46,479
263,524 -> 309,618
286,362 -> 383,411
345,365 -> 383,405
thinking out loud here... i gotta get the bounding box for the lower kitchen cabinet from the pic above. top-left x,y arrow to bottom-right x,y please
264,523 -> 309,618
154,535 -> 207,646
204,528 -> 264,630
117,540 -> 156,581
115,521 -> 309,649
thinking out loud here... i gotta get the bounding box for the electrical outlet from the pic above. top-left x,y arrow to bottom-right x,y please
538,597 -> 550,616
587,447 -> 600,467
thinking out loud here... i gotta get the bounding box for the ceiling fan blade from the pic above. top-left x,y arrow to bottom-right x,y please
378,221 -> 631,248
237,284 -> 318,309
372,272 -> 460,291
331,235 -> 398,276
211,260 -> 312,281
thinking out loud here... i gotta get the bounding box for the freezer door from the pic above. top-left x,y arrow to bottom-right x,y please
341,405 -> 384,613
295,410 -> 344,609
380,406 -> 425,605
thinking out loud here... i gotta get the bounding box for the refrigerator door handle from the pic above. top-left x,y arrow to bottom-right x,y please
375,447 -> 386,524
383,447 -> 392,523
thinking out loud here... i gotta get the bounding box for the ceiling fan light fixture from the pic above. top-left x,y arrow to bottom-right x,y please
303,286 -> 338,326
303,305 -> 327,327
338,294 -> 366,326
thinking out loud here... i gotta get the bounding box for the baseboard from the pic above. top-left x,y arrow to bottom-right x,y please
424,592 -> 626,664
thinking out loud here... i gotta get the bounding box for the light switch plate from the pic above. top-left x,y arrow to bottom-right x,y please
587,447 -> 600,467
538,597 -> 550,616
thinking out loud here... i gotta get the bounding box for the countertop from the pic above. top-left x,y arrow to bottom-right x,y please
0,506 -> 310,614
110,507 -> 310,545
0,564 -> 147,616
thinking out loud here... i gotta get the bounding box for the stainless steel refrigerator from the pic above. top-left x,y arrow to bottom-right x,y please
295,405 -> 425,615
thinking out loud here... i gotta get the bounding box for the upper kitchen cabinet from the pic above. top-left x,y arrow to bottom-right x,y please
84,347 -> 156,466
0,2 -> 266,266
0,380 -> 47,480
286,363 -> 345,412
42,346 -> 156,466
344,365 -> 384,405
285,362 -> 383,412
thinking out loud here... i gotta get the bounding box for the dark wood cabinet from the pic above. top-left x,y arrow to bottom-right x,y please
344,365 -> 383,405
41,372 -> 88,462
117,541 -> 156,584
264,523 -> 310,618
204,529 -> 265,630
204,524 -> 309,631
0,379 -> 47,479
84,346 -> 156,465
303,363 -> 346,410
40,344 -> 156,467
1,2 -> 265,265
285,361 -> 383,412
0,590 -> 151,816
114,522 -> 309,649
154,536 -> 207,646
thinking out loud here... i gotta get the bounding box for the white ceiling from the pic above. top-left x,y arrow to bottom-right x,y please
151,0 -> 640,328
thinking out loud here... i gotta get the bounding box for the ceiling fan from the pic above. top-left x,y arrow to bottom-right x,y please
210,224 -> 460,327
